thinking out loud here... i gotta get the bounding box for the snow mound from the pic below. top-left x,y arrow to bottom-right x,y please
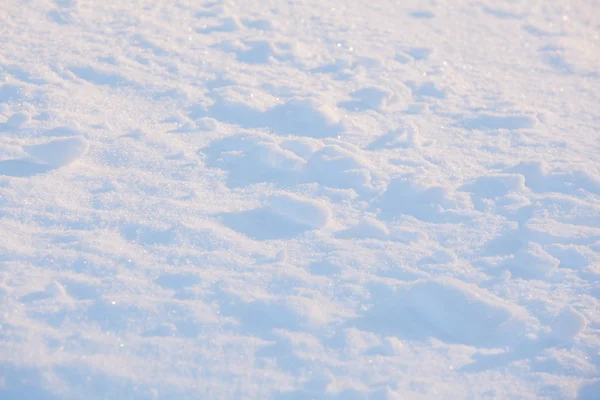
377,177 -> 473,223
6,112 -> 31,128
363,277 -> 536,347
460,174 -> 527,198
268,193 -> 332,229
505,242 -> 560,279
23,136 -> 89,167
550,306 -> 587,342
335,217 -> 389,240
405,277 -> 535,346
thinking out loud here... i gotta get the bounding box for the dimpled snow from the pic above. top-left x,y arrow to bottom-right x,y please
0,0 -> 599,399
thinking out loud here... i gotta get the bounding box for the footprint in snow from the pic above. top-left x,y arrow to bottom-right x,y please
0,136 -> 89,177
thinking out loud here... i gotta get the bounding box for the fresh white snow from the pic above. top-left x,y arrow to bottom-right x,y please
1,0 -> 599,399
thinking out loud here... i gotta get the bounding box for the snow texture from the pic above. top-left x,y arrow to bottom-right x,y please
0,0 -> 599,399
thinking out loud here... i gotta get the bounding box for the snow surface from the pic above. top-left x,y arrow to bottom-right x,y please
0,0 -> 599,399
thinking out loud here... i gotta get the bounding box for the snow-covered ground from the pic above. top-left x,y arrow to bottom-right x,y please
1,0 -> 599,398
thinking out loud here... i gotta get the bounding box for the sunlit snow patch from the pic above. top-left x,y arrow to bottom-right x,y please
460,114 -> 538,130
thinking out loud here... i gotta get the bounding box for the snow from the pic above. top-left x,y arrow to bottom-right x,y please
267,193 -> 333,230
23,136 -> 89,168
551,307 -> 589,343
1,0 -> 599,399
